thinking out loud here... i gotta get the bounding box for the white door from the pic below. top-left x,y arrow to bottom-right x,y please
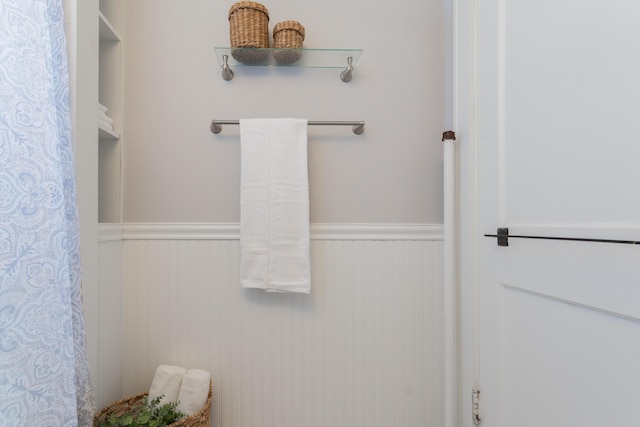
474,1 -> 640,426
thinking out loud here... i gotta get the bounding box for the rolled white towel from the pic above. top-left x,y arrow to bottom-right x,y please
176,369 -> 211,416
148,365 -> 188,406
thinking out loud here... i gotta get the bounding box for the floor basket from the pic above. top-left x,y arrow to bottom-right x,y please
93,383 -> 212,427
228,1 -> 270,64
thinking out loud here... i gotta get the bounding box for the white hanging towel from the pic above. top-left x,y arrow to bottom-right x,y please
240,118 -> 311,293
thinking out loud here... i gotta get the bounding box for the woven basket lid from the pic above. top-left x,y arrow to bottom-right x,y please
273,20 -> 305,39
228,1 -> 269,20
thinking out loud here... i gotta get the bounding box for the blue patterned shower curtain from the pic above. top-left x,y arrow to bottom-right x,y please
0,0 -> 95,425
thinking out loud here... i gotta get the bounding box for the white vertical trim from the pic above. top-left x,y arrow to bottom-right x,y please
496,0 -> 507,224
454,0 -> 481,426
65,0 -> 101,400
443,136 -> 458,427
97,238 -> 123,408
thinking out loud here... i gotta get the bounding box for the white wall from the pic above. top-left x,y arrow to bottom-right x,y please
122,0 -> 445,223
90,0 -> 448,420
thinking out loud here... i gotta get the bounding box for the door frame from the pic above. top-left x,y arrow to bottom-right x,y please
452,0 -> 480,426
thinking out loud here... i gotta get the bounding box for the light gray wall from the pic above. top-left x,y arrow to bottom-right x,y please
123,0 -> 445,223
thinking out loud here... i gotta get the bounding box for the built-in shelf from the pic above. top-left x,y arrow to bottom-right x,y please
214,47 -> 362,82
99,124 -> 120,140
98,12 -> 121,143
98,2 -> 123,224
99,11 -> 121,42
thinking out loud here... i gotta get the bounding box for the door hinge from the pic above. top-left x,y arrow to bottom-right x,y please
472,387 -> 481,425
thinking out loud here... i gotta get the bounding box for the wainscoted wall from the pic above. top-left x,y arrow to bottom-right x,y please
99,223 -> 444,427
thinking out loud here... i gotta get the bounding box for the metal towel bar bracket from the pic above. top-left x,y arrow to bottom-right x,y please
218,53 -> 357,82
210,119 -> 365,135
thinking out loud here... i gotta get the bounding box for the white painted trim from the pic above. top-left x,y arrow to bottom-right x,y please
310,223 -> 443,241
454,0 -> 480,426
122,223 -> 239,240
443,138 -> 458,427
117,223 -> 443,241
98,223 -> 125,242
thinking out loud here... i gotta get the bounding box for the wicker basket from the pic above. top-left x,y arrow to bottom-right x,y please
228,1 -> 270,64
272,20 -> 305,64
93,383 -> 212,427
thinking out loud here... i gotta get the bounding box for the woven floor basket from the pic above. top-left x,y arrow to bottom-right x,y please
273,20 -> 305,64
228,1 -> 269,64
93,383 -> 212,427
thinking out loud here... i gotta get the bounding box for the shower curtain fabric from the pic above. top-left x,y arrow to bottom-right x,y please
0,1 -> 95,426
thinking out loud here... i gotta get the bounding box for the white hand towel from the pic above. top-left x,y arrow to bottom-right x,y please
176,369 -> 211,416
148,365 -> 188,406
240,118 -> 311,293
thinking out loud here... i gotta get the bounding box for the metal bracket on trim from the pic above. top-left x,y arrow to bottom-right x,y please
496,227 -> 509,246
442,130 -> 456,141
484,228 -> 509,246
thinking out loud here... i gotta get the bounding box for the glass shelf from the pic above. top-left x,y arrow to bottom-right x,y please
215,47 -> 361,68
214,47 -> 362,81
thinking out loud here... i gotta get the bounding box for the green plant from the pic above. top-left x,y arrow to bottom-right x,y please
100,395 -> 186,427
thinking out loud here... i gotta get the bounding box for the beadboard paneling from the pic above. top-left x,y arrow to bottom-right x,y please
115,225 -> 444,427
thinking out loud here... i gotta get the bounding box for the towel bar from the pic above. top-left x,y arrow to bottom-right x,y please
210,119 -> 365,135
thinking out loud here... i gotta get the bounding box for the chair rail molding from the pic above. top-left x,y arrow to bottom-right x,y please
118,223 -> 444,241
